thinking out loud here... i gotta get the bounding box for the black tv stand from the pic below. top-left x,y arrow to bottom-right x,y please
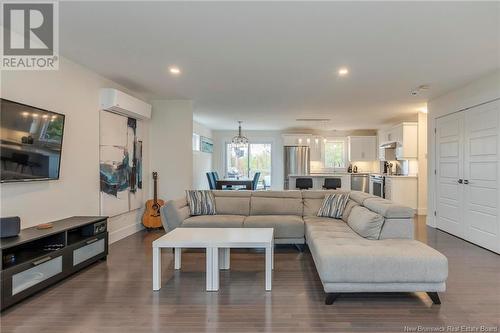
0,216 -> 108,310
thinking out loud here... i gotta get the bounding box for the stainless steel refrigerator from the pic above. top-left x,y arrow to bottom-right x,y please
284,146 -> 310,190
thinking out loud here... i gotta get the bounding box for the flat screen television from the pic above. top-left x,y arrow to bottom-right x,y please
1,99 -> 65,182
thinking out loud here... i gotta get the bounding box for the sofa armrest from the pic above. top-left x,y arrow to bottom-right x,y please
379,217 -> 414,239
160,198 -> 190,232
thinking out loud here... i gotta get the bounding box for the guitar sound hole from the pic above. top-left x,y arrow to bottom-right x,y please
151,204 -> 160,217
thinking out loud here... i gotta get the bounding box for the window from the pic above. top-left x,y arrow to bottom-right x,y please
324,139 -> 346,169
192,133 -> 200,151
225,143 -> 272,188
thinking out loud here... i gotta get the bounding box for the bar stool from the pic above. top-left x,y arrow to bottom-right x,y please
323,178 -> 341,190
295,178 -> 313,190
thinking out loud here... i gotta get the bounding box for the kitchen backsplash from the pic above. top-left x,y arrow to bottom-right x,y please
310,160 -> 378,173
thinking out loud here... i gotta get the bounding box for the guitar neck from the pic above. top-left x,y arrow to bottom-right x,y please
153,176 -> 158,204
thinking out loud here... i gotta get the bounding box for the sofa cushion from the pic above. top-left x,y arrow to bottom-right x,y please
347,206 -> 385,240
363,198 -> 415,219
349,191 -> 376,205
317,193 -> 350,219
308,237 -> 448,284
250,191 -> 303,215
340,199 -> 359,223
212,190 -> 251,215
304,216 -> 360,241
243,215 -> 304,238
186,190 -> 216,215
302,190 -> 347,216
182,215 -> 245,228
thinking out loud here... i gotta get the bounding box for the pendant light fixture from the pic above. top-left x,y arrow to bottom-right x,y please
231,121 -> 249,149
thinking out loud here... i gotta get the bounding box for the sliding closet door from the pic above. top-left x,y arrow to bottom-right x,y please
436,112 -> 465,237
463,100 -> 500,253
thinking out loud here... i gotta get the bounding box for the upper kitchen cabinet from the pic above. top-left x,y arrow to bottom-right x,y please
348,136 -> 377,161
282,134 -> 312,146
378,122 -> 418,160
396,122 -> 418,159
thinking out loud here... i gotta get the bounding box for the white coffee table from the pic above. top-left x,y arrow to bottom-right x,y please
152,228 -> 274,292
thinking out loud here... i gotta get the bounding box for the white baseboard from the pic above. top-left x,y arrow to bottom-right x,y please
109,222 -> 144,244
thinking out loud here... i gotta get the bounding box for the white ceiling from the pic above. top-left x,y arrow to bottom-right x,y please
59,2 -> 499,130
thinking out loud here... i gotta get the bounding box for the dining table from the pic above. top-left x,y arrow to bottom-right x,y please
216,178 -> 253,190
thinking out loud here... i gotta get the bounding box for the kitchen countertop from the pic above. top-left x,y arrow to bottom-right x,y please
288,173 -> 370,177
288,173 -> 417,178
370,173 -> 418,178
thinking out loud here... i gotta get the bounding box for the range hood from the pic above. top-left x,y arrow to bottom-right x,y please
379,141 -> 398,149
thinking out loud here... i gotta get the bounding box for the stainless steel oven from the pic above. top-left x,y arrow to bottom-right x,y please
370,174 -> 385,198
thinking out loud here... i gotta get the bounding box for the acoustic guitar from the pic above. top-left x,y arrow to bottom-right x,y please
142,172 -> 165,229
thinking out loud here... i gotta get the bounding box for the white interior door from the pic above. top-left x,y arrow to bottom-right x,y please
463,100 -> 500,253
436,112 -> 464,237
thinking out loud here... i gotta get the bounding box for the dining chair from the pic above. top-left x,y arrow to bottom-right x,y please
252,172 -> 261,190
296,178 -> 313,190
323,178 -> 341,190
206,172 -> 216,190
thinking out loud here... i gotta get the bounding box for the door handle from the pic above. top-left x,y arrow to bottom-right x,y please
32,256 -> 52,266
463,180 -> 469,185
458,179 -> 463,184
86,238 -> 99,245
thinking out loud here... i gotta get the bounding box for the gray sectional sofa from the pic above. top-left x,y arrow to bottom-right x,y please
161,190 -> 448,305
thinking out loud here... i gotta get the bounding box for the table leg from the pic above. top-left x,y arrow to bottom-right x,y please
265,244 -> 272,291
153,247 -> 161,291
212,248 -> 219,291
219,248 -> 230,270
206,247 -> 219,291
271,241 -> 274,270
174,247 -> 181,270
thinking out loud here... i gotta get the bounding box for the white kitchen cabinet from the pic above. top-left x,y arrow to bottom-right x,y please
396,123 -> 418,159
384,176 -> 417,210
348,136 -> 377,161
378,130 -> 387,160
378,123 -> 418,160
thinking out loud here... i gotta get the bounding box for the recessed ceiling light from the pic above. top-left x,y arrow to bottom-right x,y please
338,67 -> 349,76
168,66 -> 181,75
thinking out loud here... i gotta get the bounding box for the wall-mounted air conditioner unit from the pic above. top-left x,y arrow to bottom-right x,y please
100,88 -> 151,119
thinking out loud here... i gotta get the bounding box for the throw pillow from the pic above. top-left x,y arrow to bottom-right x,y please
317,193 -> 350,219
347,206 -> 384,239
186,190 -> 216,216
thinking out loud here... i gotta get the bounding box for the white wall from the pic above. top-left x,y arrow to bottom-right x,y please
417,111 -> 428,215
0,57 -> 150,243
193,121 -> 213,189
212,130 -> 284,190
150,100 -> 193,200
427,70 -> 500,226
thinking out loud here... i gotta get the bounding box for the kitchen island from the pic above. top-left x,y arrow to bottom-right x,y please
288,173 -> 369,190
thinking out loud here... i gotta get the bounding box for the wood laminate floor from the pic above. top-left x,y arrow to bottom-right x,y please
1,216 -> 499,333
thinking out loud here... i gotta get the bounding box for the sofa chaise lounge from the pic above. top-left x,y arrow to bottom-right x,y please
161,190 -> 448,305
